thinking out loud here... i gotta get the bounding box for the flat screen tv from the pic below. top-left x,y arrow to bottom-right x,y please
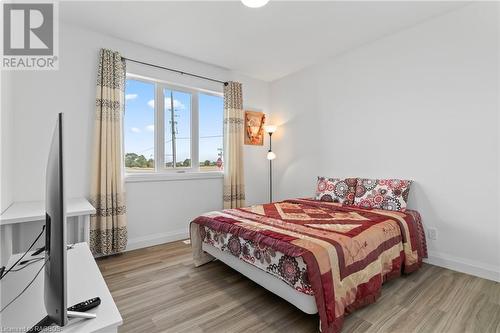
44,112 -> 67,327
29,113 -> 68,333
30,113 -> 96,332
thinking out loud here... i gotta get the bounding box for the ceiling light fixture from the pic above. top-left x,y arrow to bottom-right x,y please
241,0 -> 270,8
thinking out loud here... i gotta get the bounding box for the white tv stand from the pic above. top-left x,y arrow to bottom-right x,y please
0,243 -> 122,333
0,198 -> 95,266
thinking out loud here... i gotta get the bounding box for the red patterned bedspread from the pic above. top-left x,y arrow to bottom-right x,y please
190,198 -> 427,333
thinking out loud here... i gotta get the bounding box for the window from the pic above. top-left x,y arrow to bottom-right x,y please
124,76 -> 224,174
124,79 -> 155,173
164,88 -> 192,168
199,93 -> 224,171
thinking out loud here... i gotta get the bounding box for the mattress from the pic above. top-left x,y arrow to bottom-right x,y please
191,198 -> 427,333
199,223 -> 314,296
202,242 -> 318,314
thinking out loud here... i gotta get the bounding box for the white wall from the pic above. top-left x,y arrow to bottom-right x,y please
5,22 -> 270,252
1,71 -> 13,214
271,3 -> 500,281
1,70 -> 14,265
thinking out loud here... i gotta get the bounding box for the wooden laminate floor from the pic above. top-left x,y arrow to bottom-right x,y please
97,241 -> 500,333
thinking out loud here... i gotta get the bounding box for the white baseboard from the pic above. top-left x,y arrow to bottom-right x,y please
424,251 -> 500,282
126,229 -> 189,252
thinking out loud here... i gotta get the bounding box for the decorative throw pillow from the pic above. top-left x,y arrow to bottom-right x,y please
315,177 -> 357,205
353,178 -> 412,211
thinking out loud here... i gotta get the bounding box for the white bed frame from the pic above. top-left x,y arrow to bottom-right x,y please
202,242 -> 318,314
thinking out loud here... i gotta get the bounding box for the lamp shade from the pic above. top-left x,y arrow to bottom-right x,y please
267,151 -> 276,160
241,0 -> 270,8
264,125 -> 277,134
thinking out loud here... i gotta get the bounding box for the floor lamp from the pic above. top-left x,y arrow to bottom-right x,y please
264,125 -> 277,203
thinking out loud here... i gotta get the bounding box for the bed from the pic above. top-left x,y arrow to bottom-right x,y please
190,198 -> 427,333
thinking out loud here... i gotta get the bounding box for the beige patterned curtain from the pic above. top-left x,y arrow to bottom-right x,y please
89,49 -> 127,255
223,82 -> 246,208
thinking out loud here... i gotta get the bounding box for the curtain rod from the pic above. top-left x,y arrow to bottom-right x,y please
122,57 -> 228,86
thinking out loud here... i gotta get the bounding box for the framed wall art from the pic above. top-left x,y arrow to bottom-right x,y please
244,111 -> 266,146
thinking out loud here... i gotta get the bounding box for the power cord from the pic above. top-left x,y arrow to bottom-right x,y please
9,244 -> 75,274
10,258 -> 44,272
0,259 -> 47,313
0,242 -> 76,313
0,225 -> 45,281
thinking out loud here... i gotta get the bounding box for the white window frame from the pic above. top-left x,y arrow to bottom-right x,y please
124,73 -> 224,182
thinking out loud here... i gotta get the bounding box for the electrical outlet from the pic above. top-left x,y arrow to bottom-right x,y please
427,228 -> 437,241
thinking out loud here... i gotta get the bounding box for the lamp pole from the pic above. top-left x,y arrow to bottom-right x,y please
265,125 -> 276,203
268,132 -> 273,203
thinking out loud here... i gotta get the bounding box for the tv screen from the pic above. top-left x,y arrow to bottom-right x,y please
44,112 -> 67,326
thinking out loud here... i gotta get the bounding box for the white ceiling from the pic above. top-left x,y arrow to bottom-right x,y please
61,1 -> 466,82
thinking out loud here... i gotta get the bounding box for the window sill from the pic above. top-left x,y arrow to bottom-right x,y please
125,171 -> 224,183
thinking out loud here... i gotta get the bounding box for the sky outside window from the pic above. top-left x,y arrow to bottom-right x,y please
124,78 -> 223,172
164,89 -> 191,168
124,79 -> 155,172
199,93 -> 223,170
